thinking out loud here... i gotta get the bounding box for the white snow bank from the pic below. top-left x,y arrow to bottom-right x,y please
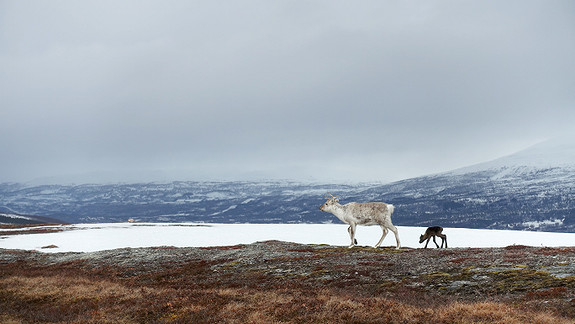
1,223 -> 575,253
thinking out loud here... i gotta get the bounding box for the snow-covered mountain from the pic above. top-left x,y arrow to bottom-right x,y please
452,137 -> 575,176
0,181 -> 365,224
356,137 -> 575,232
0,138 -> 574,232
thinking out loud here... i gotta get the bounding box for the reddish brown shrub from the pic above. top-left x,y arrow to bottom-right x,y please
526,287 -> 568,300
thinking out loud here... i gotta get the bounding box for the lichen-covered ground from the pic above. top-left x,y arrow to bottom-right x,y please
2,240 -> 575,323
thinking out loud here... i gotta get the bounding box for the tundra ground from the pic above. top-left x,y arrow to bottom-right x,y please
1,236 -> 575,322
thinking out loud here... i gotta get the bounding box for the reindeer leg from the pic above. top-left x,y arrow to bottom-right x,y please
375,226 -> 388,248
389,225 -> 401,249
347,224 -> 357,248
424,237 -> 430,248
347,225 -> 352,245
432,236 -> 439,248
442,235 -> 447,248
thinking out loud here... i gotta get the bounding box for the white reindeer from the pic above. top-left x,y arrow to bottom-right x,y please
319,193 -> 401,249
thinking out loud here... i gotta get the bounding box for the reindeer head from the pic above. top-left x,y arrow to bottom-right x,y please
319,193 -> 340,212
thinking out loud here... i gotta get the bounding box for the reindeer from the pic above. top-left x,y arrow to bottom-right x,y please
319,193 -> 401,249
419,226 -> 447,248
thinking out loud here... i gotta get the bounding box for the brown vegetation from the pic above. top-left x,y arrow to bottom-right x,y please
1,241 -> 575,323
0,224 -> 65,236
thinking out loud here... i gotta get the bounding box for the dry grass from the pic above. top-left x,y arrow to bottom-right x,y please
1,272 -> 571,323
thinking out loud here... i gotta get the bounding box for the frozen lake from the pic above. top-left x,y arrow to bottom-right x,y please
2,223 -> 575,253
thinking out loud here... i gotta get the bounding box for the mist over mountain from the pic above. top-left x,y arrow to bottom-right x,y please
1,138 -> 574,232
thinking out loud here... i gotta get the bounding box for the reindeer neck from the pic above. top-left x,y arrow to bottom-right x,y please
329,202 -> 348,221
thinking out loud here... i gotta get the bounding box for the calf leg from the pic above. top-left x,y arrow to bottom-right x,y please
432,236 -> 439,248
440,234 -> 447,248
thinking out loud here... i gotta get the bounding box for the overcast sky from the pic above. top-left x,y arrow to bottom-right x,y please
1,1 -> 574,184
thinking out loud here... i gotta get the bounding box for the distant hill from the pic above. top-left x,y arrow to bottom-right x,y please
0,181 -> 361,224
0,138 -> 574,231
0,209 -> 65,225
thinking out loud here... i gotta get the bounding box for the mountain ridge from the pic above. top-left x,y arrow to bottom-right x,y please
1,138 -> 574,231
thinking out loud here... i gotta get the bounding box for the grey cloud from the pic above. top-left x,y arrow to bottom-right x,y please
1,1 -> 574,183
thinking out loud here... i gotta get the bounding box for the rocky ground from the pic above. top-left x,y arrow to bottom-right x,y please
2,238 -> 575,323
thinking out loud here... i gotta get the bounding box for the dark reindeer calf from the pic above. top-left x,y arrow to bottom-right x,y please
419,226 -> 447,248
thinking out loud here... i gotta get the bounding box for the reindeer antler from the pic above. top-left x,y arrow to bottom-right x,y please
325,192 -> 339,201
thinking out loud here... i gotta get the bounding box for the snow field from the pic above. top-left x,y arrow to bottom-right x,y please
2,223 -> 575,253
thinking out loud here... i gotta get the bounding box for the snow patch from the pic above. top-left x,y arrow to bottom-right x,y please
210,205 -> 238,216
522,219 -> 564,229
